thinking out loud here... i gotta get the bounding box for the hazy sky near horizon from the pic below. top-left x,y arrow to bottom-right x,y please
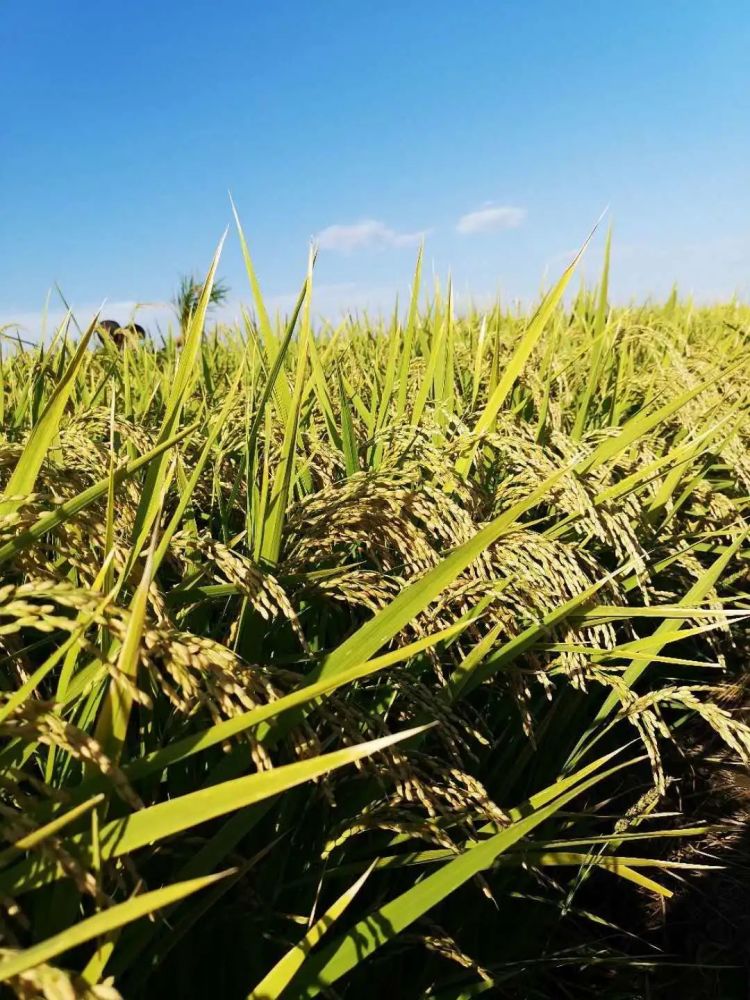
2,1 -> 749,333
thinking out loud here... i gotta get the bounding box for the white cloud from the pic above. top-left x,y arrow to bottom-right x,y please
267,282 -> 401,319
0,285 -> 411,344
315,219 -> 427,253
0,300 -> 178,343
456,204 -> 526,235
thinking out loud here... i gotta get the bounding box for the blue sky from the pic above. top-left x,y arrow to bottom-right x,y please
2,1 -> 749,333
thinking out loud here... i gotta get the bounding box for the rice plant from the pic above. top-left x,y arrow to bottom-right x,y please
0,219 -> 749,999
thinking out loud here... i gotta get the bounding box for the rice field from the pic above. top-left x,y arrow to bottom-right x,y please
0,224 -> 749,999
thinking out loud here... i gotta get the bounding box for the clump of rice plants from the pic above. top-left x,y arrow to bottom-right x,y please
0,221 -> 749,999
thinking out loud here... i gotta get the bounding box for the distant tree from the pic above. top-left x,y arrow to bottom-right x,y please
172,274 -> 229,337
